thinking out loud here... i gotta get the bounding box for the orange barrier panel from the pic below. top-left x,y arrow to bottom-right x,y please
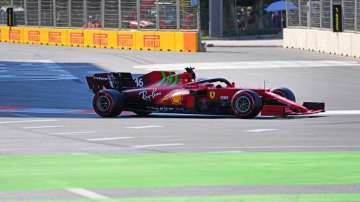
8,27 -> 24,43
174,32 -> 185,52
183,32 -> 198,52
0,26 -> 9,42
68,29 -> 85,47
84,29 -> 102,48
24,27 -> 42,44
137,32 -> 162,51
159,32 -> 176,51
46,29 -> 68,46
102,30 -> 117,49
116,31 -> 136,50
0,26 -> 199,52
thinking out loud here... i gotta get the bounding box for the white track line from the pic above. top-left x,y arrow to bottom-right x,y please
133,60 -> 360,70
212,145 -> 360,150
0,119 -> 58,124
22,125 -> 64,129
133,143 -> 184,148
245,129 -> 278,133
125,125 -> 164,129
207,150 -> 244,154
87,137 -> 134,141
66,188 -> 109,200
52,131 -> 96,135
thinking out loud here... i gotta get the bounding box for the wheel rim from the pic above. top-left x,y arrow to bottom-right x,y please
236,95 -> 251,113
96,95 -> 111,112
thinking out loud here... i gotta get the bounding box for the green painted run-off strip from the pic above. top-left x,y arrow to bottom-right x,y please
1,151 -> 360,191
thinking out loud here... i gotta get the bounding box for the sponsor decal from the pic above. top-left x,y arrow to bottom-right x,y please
171,94 -> 182,105
48,32 -> 62,43
139,88 -> 162,101
117,34 -> 133,47
209,91 -> 216,99
144,35 -> 160,48
333,5 -> 342,32
158,72 -> 179,87
9,30 -> 21,41
220,96 -> 229,100
92,76 -> 109,81
93,33 -> 108,46
70,32 -> 84,44
28,30 -> 40,42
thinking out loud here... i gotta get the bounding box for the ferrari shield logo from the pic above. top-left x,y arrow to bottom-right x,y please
209,91 -> 216,99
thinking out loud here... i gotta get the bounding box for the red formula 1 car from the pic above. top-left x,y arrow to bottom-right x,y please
86,68 -> 325,118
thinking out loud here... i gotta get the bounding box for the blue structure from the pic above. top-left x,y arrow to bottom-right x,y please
265,0 -> 297,12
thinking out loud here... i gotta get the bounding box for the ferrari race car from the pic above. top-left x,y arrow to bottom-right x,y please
86,68 -> 325,119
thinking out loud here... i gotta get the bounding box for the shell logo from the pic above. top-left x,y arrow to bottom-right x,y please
171,94 -> 182,105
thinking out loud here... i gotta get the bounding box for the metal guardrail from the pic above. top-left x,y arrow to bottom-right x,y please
286,0 -> 359,32
0,0 -> 199,30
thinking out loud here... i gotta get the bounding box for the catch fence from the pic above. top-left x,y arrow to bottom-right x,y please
0,0 -> 199,30
286,0 -> 360,32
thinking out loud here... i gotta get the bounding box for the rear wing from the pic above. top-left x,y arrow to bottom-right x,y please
86,72 -> 139,93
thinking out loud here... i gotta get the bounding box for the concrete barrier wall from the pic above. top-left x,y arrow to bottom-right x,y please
0,26 -> 199,52
283,28 -> 360,58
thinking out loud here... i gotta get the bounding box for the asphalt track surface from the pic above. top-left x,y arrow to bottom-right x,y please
1,43 -> 360,201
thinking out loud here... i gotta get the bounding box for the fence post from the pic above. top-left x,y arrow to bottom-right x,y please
101,0 -> 104,28
156,0 -> 159,30
298,0 -> 301,26
53,0 -> 56,26
197,0 -> 201,31
38,0 -> 41,26
286,0 -> 289,27
176,0 -> 180,30
319,0 -> 322,28
308,0 -> 311,27
24,0 -> 28,25
118,0 -> 121,29
355,0 -> 357,31
330,0 -> 333,30
136,0 -> 140,29
83,0 -> 87,27
68,0 -> 71,27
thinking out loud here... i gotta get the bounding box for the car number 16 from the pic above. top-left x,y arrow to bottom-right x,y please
134,78 -> 144,87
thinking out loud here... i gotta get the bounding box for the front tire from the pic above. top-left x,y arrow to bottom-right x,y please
231,90 -> 262,119
93,89 -> 123,117
272,87 -> 296,102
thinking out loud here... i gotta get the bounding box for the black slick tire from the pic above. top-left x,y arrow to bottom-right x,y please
271,87 -> 296,102
231,90 -> 262,119
93,89 -> 123,117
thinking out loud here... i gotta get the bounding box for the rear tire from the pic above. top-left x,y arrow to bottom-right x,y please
272,87 -> 296,102
231,90 -> 262,119
93,89 -> 123,117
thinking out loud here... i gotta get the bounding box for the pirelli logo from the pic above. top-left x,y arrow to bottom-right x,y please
93,33 -> 108,46
48,32 -> 62,43
117,34 -> 133,47
28,30 -> 40,42
9,30 -> 21,41
144,35 -> 160,48
70,32 -> 84,44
